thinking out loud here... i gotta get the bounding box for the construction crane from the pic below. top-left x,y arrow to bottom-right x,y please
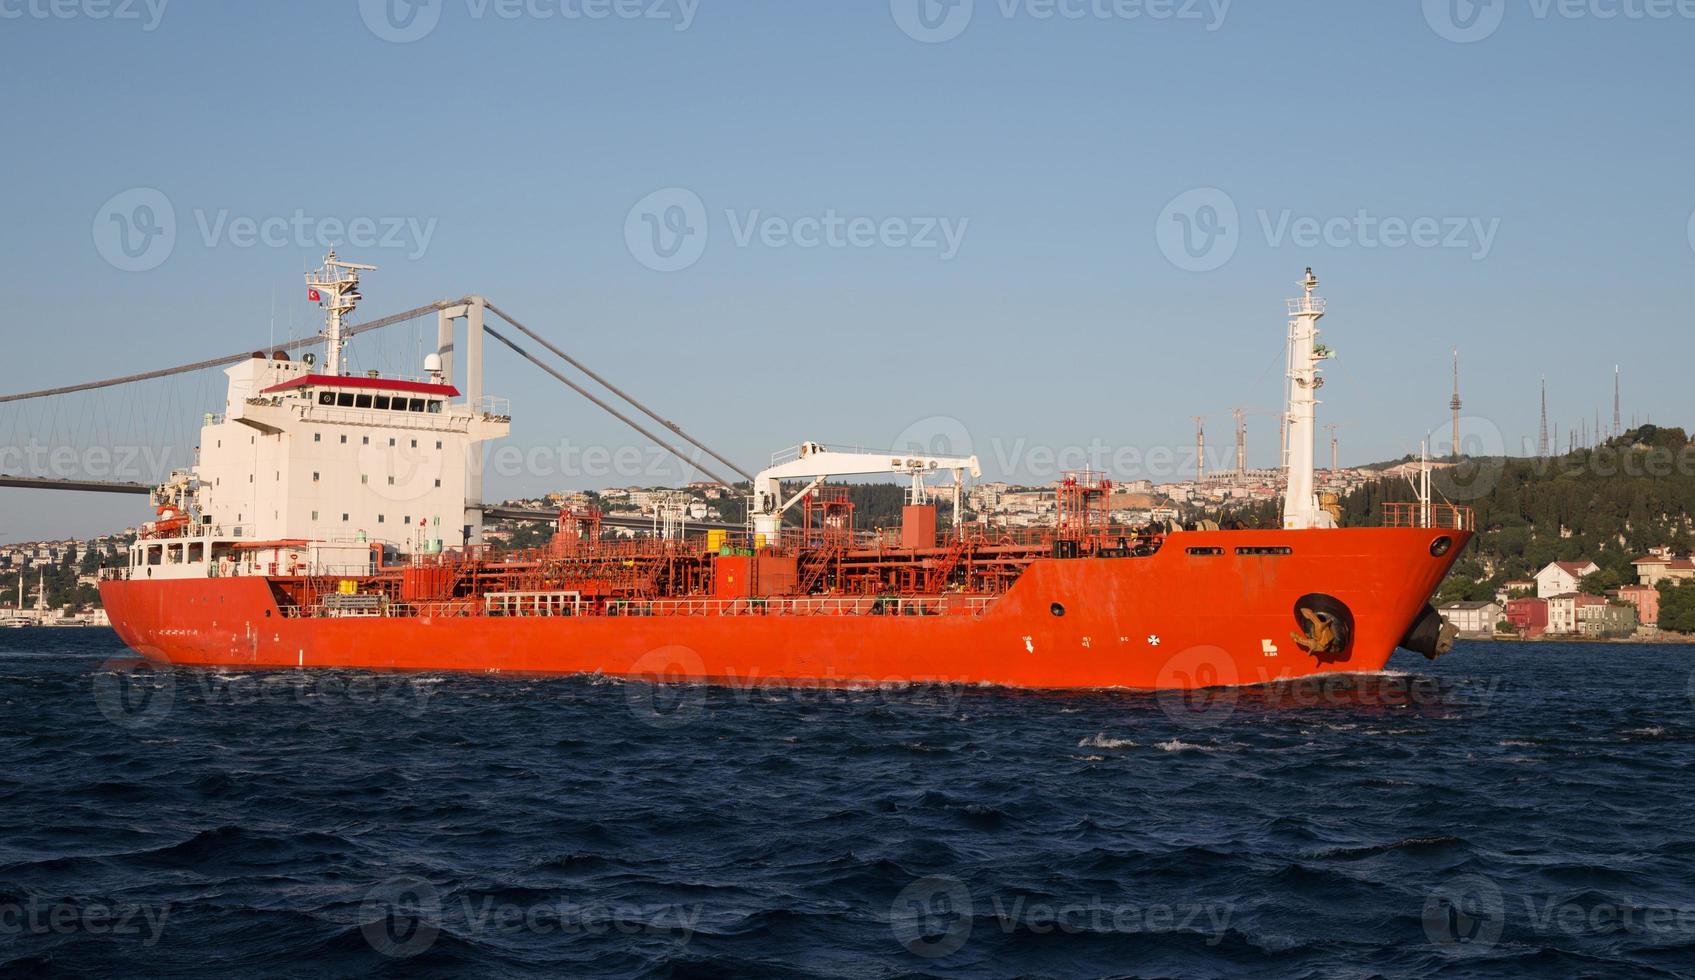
1324,423 -> 1342,473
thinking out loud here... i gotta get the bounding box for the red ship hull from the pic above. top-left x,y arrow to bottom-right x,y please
101,528 -> 1469,690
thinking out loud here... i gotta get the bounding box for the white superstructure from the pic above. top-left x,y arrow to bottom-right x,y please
127,255 -> 510,580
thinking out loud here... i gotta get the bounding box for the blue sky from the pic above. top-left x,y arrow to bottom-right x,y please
1,0 -> 1692,537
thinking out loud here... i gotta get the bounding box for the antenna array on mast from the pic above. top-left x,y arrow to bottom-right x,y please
305,250 -> 378,377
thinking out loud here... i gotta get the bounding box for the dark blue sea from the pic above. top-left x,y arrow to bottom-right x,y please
2,631 -> 1693,979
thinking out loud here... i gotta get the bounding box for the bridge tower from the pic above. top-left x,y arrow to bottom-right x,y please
436,299 -> 489,545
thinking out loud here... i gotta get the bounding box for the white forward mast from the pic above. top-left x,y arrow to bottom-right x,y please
1282,268 -> 1336,530
305,250 -> 377,377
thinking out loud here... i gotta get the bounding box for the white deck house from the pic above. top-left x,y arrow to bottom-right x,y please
126,254 -> 509,581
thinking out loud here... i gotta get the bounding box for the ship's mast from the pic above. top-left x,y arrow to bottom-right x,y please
305,250 -> 378,377
1282,268 -> 1334,529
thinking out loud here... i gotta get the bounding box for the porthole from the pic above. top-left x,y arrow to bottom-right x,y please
1430,536 -> 1453,557
1050,602 -> 1065,617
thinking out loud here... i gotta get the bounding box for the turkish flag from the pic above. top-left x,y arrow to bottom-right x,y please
307,288 -> 321,302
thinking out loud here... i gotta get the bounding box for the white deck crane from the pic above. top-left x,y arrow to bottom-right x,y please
749,442 -> 982,543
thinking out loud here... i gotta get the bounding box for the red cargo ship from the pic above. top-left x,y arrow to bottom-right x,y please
101,260 -> 1470,689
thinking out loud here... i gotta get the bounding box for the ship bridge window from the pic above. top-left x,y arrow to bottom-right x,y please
355,394 -> 373,409
336,393 -> 356,408
428,401 -> 442,414
319,392 -> 334,406
375,396 -> 391,410
409,398 -> 425,412
1236,546 -> 1293,556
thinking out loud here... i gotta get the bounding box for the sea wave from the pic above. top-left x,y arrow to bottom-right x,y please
2,633 -> 1691,976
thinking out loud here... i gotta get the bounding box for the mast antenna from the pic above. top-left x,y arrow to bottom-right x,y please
1450,348 -> 1462,461
1281,268 -> 1334,529
305,250 -> 377,377
1537,377 -> 1549,459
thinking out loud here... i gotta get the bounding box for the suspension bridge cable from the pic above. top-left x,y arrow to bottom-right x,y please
0,300 -> 469,404
481,324 -> 736,489
481,300 -> 754,483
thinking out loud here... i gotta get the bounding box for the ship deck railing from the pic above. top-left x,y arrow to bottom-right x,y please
605,595 -> 996,618
1379,502 -> 1475,531
278,594 -> 999,620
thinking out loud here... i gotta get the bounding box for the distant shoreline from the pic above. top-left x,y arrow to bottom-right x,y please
1476,633 -> 1695,645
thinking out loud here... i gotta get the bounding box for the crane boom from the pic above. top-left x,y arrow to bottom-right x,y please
749,442 -> 982,540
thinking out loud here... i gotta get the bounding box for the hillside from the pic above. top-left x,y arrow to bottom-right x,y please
1343,425 -> 1695,602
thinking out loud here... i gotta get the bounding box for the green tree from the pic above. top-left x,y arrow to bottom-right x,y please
1657,581 -> 1695,634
